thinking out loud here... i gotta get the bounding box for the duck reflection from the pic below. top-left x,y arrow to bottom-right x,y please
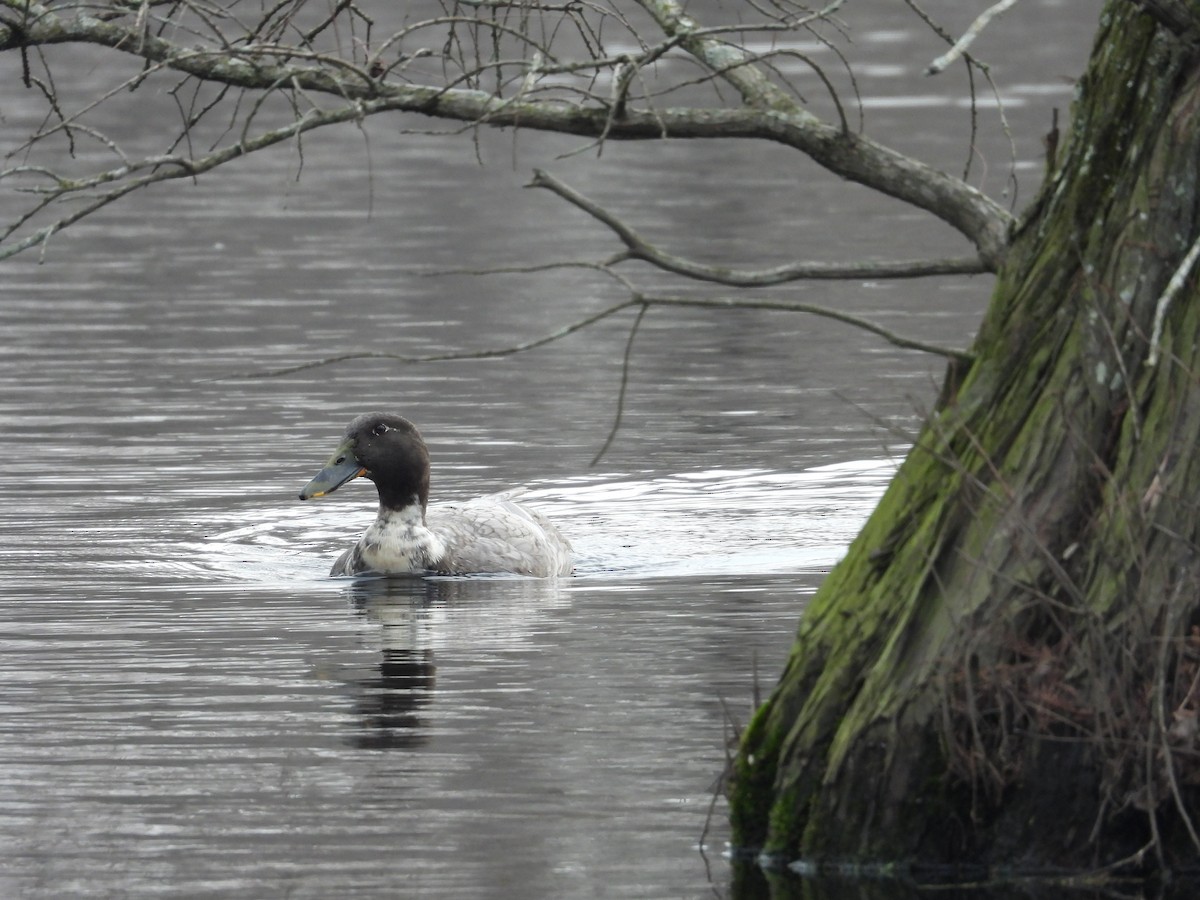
341,574 -> 571,749
349,647 -> 435,750
344,577 -> 441,750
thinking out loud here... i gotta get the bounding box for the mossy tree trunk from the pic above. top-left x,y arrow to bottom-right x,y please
733,1 -> 1200,875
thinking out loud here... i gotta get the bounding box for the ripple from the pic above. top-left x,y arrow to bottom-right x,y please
119,457 -> 900,585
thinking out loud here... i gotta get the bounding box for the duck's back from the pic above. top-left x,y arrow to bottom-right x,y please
427,496 -> 573,577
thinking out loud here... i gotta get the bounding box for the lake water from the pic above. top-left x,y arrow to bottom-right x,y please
0,2 -> 1094,897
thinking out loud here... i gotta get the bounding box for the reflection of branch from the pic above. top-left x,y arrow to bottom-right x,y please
924,0 -> 1022,76
529,169 -> 989,283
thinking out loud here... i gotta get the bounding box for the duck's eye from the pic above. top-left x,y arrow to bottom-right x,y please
372,423 -> 390,436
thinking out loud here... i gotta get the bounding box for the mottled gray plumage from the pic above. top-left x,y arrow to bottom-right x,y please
300,413 -> 572,578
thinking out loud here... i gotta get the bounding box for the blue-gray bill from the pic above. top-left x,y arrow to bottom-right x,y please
299,441 -> 366,500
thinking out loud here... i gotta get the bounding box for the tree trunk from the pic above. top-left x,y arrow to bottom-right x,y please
732,1 -> 1200,876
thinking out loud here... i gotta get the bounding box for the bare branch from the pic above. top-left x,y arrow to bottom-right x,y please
591,301 -> 649,467
924,0 -> 1022,77
601,0 -> 1008,263
633,0 -> 840,117
640,295 -> 974,362
0,100 -> 372,262
0,0 -> 1013,267
214,299 -> 640,379
528,168 -> 990,283
218,288 -> 971,384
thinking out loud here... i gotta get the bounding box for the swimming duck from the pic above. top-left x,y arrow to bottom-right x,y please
299,413 -> 573,577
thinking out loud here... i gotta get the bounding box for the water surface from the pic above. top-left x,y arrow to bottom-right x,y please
0,2 -> 1091,896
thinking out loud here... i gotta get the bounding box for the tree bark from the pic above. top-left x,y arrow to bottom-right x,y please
732,0 -> 1200,876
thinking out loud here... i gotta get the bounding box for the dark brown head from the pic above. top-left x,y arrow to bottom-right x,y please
299,413 -> 431,512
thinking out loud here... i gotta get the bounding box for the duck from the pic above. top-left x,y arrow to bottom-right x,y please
299,412 -> 573,577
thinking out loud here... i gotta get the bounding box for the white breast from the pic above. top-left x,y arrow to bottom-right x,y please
357,504 -> 447,575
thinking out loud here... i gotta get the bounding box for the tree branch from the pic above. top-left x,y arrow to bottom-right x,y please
591,301 -> 649,467
214,299 -> 640,379
0,0 -> 1013,268
640,295 -> 974,362
218,290 -> 972,383
0,100 -> 377,262
629,0 -> 1011,265
924,0 -> 1022,76
633,0 -> 836,118
528,168 -> 990,283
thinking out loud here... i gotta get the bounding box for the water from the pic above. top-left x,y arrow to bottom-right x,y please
0,2 -> 1091,897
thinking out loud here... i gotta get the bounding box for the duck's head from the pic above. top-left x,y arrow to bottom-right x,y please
299,413 -> 431,511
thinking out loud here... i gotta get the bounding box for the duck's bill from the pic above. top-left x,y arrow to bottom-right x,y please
299,444 -> 367,500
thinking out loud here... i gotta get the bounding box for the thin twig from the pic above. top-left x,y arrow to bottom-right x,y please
924,0 -> 1022,76
591,301 -> 648,466
1147,232 -> 1200,366
644,295 -> 973,362
212,299 -> 637,379
216,284 -> 973,383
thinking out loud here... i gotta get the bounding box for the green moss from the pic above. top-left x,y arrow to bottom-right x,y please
729,698 -> 784,849
764,784 -> 807,857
